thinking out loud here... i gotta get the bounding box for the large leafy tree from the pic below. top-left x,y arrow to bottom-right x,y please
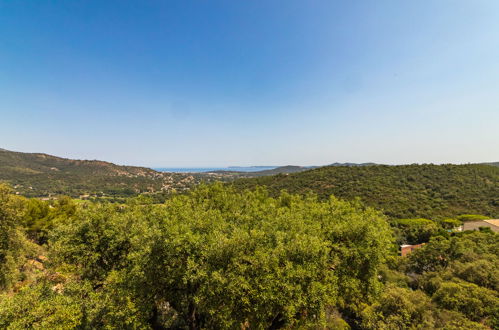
48,184 -> 392,328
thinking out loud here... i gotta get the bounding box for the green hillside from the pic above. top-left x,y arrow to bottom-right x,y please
232,164 -> 499,218
212,165 -> 315,177
0,149 -> 205,198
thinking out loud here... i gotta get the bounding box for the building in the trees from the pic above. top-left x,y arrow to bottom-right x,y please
462,219 -> 499,233
399,243 -> 425,257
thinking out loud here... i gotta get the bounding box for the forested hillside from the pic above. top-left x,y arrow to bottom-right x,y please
211,165 -> 315,177
0,149 -> 317,199
5,148 -> 497,220
0,149 -> 209,198
232,164 -> 499,219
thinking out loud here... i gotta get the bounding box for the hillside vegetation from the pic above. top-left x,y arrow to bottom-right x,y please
0,183 -> 392,328
232,164 -> 499,219
1,183 -> 497,329
211,165 -> 315,177
0,149 -> 318,199
0,149 -> 210,198
483,162 -> 499,167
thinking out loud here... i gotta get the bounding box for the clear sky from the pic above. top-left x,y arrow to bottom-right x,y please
1,1 -> 498,167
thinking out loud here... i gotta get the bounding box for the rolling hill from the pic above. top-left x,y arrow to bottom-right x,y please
209,165 -> 316,177
208,163 -> 376,177
0,149 -> 319,198
0,149 -> 208,198
231,164 -> 499,219
3,148 -> 498,218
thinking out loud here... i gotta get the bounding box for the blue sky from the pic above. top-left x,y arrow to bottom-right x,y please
1,1 -> 498,166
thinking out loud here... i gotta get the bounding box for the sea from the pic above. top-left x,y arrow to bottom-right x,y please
154,166 -> 277,173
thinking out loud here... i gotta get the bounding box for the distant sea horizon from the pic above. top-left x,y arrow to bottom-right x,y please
154,166 -> 278,173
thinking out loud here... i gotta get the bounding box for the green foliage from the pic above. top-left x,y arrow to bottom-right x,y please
1,179 -> 497,329
233,164 -> 499,219
456,214 -> 490,222
360,285 -> 487,329
438,217 -> 462,229
48,184 -> 391,328
378,263 -> 411,288
452,259 -> 499,291
407,231 -> 499,274
432,281 -> 498,326
391,218 -> 440,244
0,281 -> 85,329
49,203 -> 138,282
0,279 -> 149,329
23,196 -> 77,243
0,184 -> 29,290
0,148 -> 214,198
361,285 -> 435,329
399,231 -> 499,328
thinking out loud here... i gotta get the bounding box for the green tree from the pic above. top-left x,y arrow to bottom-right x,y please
0,184 -> 29,290
457,214 -> 490,222
432,281 -> 498,327
0,279 -> 148,329
391,218 -> 440,244
49,184 -> 392,329
360,285 -> 488,330
452,259 -> 499,291
439,218 -> 461,230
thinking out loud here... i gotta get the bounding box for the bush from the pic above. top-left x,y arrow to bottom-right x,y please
457,214 -> 490,222
439,218 -> 462,230
360,285 -> 487,329
0,279 -> 148,329
432,281 -> 498,327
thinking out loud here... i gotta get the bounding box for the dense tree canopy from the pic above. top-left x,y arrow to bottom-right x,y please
0,148 -> 215,199
0,181 -> 497,329
1,184 -> 394,328
232,164 -> 499,219
401,231 -> 499,328
391,218 -> 441,245
0,184 -> 31,290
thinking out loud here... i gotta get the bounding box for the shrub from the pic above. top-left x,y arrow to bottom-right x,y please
457,214 -> 490,222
